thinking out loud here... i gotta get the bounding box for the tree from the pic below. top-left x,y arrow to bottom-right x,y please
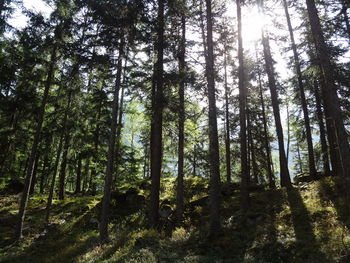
176,0 -> 186,224
305,0 -> 350,178
149,0 -> 165,229
205,0 -> 221,236
15,33 -> 58,241
258,0 -> 291,188
236,0 -> 249,212
282,0 -> 317,179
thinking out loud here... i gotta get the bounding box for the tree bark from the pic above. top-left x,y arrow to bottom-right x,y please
100,38 -> 124,242
283,0 -> 317,178
205,0 -> 221,236
247,109 -> 258,185
306,0 -> 350,178
82,158 -> 90,193
313,81 -> 331,174
114,48 -> 129,188
257,69 -> 275,189
261,27 -> 291,188
15,43 -> 57,241
149,0 -> 165,229
223,43 -> 231,183
58,131 -> 70,200
176,10 -> 186,224
75,154 -> 82,194
297,143 -> 303,173
237,0 -> 249,212
29,153 -> 40,195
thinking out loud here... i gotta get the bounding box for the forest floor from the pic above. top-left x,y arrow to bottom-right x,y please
0,176 -> 350,263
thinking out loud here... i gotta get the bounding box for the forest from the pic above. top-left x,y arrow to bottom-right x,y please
1,0 -> 350,262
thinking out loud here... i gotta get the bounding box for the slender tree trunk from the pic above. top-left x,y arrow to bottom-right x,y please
283,0 -> 317,178
39,158 -> 49,194
257,69 -> 275,188
45,91 -> 72,223
15,44 -> 57,241
39,137 -> 52,194
247,110 -> 258,185
224,45 -> 231,182
29,153 -> 40,195
176,11 -> 186,224
237,0 -> 249,212
58,132 -> 70,200
306,0 -> 350,178
247,108 -> 251,185
193,143 -> 197,177
82,158 -> 90,193
75,154 -> 82,194
260,27 -> 291,188
149,0 -> 165,229
297,143 -> 303,173
205,0 -> 221,236
114,48 -> 129,187
286,102 -> 290,162
313,82 -> 331,174
100,38 -> 125,242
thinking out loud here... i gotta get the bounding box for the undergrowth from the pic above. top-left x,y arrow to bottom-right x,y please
0,176 -> 350,263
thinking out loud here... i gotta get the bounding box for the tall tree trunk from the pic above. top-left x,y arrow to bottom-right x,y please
29,153 -> 40,195
305,0 -> 350,178
224,44 -> 231,182
205,0 -> 221,236
39,136 -> 52,194
286,102 -> 290,162
257,68 -> 275,189
176,11 -> 186,224
75,154 -> 82,194
297,143 -> 303,173
247,110 -> 258,185
193,143 -> 197,177
45,90 -> 72,223
58,132 -> 70,200
82,158 -> 90,193
114,48 -> 129,188
237,0 -> 249,212
15,44 -> 57,241
100,38 -> 125,242
283,0 -> 317,178
149,0 -> 165,229
260,24 -> 291,188
313,81 -> 331,174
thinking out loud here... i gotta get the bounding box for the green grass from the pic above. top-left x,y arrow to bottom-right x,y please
1,177 -> 350,262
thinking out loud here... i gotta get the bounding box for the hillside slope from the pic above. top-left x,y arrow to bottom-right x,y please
1,177 -> 350,263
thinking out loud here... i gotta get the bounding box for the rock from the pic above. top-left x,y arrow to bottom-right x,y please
294,173 -> 314,184
294,172 -> 325,184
